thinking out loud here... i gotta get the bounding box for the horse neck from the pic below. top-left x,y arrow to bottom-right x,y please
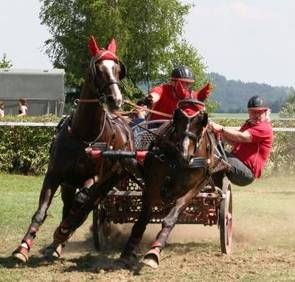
156,122 -> 175,147
71,81 -> 106,141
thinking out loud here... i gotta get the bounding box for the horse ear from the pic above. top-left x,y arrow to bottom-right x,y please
107,38 -> 117,54
88,36 -> 100,56
201,112 -> 208,127
119,61 -> 127,80
173,108 -> 182,123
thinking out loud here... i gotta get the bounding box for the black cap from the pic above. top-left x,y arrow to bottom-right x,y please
171,65 -> 195,82
247,95 -> 268,110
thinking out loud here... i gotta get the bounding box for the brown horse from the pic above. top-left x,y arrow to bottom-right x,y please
120,99 -> 227,268
12,36 -> 135,263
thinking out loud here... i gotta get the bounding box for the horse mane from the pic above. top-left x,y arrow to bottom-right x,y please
152,121 -> 175,148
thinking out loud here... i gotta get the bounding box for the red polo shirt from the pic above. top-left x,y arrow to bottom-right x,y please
149,84 -> 193,120
232,120 -> 273,178
148,84 -> 179,120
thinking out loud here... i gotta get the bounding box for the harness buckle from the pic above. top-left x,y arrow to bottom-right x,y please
189,157 -> 208,169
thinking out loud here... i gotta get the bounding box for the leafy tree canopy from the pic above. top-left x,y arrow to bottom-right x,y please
0,53 -> 13,69
279,88 -> 295,118
40,0 -> 207,93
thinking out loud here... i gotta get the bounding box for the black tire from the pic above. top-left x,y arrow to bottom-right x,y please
219,177 -> 233,254
92,204 -> 111,251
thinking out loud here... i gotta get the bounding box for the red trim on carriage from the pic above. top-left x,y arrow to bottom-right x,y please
85,147 -> 102,159
135,151 -> 147,164
85,147 -> 147,162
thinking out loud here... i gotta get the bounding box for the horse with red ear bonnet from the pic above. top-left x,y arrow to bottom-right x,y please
12,36 -> 135,263
120,90 -> 228,268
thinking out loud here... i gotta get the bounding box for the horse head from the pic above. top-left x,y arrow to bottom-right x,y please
152,99 -> 212,200
172,99 -> 208,162
88,36 -> 126,110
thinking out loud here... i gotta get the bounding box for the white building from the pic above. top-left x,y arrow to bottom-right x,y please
0,68 -> 65,116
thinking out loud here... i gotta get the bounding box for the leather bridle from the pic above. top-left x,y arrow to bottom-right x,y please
89,55 -> 120,102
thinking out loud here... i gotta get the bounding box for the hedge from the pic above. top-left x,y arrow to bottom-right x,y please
0,115 -> 58,175
0,115 -> 294,176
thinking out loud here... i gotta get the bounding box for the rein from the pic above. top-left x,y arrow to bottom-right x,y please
88,110 -> 107,145
75,94 -> 173,120
124,99 -> 173,119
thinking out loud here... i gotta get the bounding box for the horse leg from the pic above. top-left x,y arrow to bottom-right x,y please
44,177 -> 99,259
51,175 -> 120,250
143,195 -> 191,269
43,183 -> 76,259
120,195 -> 152,264
12,171 -> 60,263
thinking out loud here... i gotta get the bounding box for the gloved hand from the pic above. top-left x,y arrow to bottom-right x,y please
138,95 -> 153,108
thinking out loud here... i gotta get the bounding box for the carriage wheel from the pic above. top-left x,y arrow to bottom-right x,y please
219,180 -> 233,254
92,204 -> 111,251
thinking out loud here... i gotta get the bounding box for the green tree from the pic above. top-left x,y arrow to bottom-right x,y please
0,53 -> 13,69
39,0 -> 207,92
279,88 -> 295,118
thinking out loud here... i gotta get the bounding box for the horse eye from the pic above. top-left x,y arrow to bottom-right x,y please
97,65 -> 103,73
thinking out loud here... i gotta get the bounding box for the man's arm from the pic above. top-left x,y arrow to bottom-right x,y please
208,121 -> 252,143
140,90 -> 161,109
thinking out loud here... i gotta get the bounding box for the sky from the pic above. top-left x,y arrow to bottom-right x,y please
0,0 -> 294,87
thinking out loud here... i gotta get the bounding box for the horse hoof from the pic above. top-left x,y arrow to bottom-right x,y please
118,252 -> 138,268
12,247 -> 29,263
43,243 -> 64,260
142,249 -> 160,269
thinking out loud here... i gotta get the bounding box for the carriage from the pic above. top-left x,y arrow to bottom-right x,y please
92,119 -> 233,255
12,37 -> 232,267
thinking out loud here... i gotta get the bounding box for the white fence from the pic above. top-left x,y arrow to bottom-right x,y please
0,121 -> 294,132
0,121 -> 57,127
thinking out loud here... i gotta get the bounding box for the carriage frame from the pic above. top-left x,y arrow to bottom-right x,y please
92,120 -> 233,254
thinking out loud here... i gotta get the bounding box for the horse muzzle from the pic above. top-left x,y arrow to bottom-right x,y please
108,82 -> 123,109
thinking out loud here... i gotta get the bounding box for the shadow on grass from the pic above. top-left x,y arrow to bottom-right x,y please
0,241 -> 220,275
165,241 -> 220,253
0,255 -> 60,269
0,253 -> 132,272
64,251 -> 159,275
65,234 -> 127,254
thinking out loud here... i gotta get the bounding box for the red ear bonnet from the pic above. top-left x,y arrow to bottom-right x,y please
88,36 -> 100,57
88,36 -> 118,61
107,38 -> 117,54
191,83 -> 213,102
178,100 -> 205,117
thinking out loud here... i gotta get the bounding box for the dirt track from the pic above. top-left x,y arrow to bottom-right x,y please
1,175 -> 295,281
1,220 -> 295,282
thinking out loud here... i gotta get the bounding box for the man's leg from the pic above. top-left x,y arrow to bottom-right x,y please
226,153 -> 254,186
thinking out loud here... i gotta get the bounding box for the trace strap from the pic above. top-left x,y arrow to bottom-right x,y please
74,99 -> 101,105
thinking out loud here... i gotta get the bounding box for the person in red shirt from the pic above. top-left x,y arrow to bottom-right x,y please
209,95 -> 273,186
142,65 -> 212,120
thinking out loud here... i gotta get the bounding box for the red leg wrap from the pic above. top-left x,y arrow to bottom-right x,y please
22,239 -> 33,251
151,240 -> 162,249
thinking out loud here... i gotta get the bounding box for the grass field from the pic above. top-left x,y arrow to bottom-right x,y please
0,173 -> 295,281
